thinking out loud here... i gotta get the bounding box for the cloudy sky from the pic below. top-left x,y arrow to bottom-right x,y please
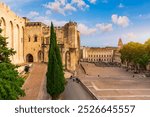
1,0 -> 150,47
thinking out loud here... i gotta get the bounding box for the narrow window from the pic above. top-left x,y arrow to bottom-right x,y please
34,35 -> 38,42
28,36 -> 31,42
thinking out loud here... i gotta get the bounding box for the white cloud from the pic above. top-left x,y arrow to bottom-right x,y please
71,0 -> 89,9
64,3 -> 76,11
89,0 -> 96,4
29,16 -> 67,26
43,0 -> 93,15
78,23 -> 113,36
28,11 -> 39,18
123,32 -> 137,39
112,14 -> 129,27
118,3 -> 124,8
96,23 -> 113,32
78,23 -> 97,35
44,0 -> 65,15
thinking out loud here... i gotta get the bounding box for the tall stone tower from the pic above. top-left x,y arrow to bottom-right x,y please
62,21 -> 80,71
118,38 -> 123,50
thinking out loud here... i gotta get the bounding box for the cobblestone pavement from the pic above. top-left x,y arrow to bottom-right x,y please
20,63 -> 50,100
78,62 -> 150,100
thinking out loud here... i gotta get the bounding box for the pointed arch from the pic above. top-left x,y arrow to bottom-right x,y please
1,17 -> 6,36
10,21 -> 14,48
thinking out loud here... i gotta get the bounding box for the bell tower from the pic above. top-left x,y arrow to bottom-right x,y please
118,38 -> 123,50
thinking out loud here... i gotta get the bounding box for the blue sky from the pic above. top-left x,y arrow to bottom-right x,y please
1,0 -> 150,47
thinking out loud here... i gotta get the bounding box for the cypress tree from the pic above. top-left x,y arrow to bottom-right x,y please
0,28 -> 25,100
46,23 -> 65,100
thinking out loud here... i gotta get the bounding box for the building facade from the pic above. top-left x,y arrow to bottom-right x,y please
0,2 -> 80,71
24,21 -> 80,71
0,3 -> 26,64
81,39 -> 123,63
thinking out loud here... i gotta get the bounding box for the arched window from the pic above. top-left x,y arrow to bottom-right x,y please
1,17 -> 6,36
34,35 -> 38,42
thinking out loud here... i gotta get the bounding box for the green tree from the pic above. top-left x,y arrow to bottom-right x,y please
144,39 -> 150,55
120,40 -> 150,71
46,23 -> 65,100
0,28 -> 25,100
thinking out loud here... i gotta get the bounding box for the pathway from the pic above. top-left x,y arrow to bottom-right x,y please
63,79 -> 94,100
20,63 -> 49,100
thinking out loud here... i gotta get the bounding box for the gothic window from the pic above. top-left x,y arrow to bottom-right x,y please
34,35 -> 38,42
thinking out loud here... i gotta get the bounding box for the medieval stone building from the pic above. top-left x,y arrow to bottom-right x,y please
0,2 -> 80,71
81,39 -> 123,63
24,21 -> 80,71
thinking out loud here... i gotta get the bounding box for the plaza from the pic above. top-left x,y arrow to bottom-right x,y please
79,62 -> 150,100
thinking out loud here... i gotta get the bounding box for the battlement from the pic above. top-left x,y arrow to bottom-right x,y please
26,22 -> 48,27
0,2 -> 10,11
0,2 -> 25,22
65,21 -> 77,27
55,26 -> 63,29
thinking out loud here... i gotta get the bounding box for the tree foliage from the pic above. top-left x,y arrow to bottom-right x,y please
0,28 -> 25,99
120,39 -> 150,70
46,23 -> 65,99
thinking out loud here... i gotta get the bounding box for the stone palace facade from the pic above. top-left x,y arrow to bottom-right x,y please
0,2 -> 80,71
81,39 -> 123,63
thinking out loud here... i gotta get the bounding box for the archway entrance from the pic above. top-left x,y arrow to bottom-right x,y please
26,54 -> 33,62
38,51 -> 43,62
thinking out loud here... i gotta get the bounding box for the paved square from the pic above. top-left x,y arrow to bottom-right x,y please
79,62 -> 150,100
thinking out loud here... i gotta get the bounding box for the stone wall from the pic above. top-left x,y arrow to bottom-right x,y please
0,2 -> 25,64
